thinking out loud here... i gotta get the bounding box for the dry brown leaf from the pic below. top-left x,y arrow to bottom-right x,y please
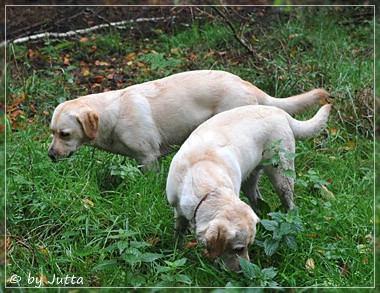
329,127 -> 338,135
340,263 -> 349,278
145,235 -> 160,246
37,274 -> 49,285
183,240 -> 198,249
93,75 -> 105,83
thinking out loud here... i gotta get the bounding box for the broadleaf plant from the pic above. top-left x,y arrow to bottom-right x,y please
256,208 -> 304,256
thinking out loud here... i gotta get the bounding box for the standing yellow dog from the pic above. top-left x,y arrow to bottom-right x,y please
48,70 -> 329,169
166,104 -> 331,271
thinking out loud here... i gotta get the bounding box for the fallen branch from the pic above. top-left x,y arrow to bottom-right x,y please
2,16 -> 173,47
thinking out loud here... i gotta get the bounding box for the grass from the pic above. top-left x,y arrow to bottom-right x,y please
5,6 -> 374,289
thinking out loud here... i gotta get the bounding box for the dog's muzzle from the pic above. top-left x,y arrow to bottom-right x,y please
48,148 -> 75,162
48,148 -> 58,162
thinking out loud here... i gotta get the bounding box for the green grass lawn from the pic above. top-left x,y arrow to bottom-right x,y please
5,6 -> 374,289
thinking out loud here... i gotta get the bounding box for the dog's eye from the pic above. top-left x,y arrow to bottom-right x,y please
60,132 -> 70,138
233,247 -> 245,254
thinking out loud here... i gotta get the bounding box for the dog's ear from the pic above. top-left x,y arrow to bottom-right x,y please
77,110 -> 99,140
205,220 -> 229,260
249,211 -> 260,244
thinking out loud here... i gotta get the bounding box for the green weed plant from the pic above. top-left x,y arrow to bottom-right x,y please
5,7 -> 374,288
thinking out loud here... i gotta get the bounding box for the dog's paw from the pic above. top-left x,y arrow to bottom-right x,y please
313,89 -> 331,105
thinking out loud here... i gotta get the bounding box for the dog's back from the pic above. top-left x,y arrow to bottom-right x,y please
167,105 -> 331,204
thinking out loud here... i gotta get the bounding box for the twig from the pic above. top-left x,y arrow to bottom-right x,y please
212,6 -> 256,56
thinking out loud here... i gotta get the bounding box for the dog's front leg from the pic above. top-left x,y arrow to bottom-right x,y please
242,169 -> 266,215
173,210 -> 189,249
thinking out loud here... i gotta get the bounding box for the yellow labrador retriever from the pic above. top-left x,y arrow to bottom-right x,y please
166,104 -> 331,271
48,70 -> 329,169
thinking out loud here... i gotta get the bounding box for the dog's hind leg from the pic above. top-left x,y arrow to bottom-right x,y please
263,161 -> 295,211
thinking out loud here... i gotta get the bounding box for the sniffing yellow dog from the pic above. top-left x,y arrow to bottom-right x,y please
166,104 -> 331,271
48,70 -> 329,169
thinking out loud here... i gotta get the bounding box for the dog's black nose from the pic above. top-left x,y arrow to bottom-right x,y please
48,149 -> 57,161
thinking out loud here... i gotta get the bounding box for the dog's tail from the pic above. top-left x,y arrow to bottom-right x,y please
286,104 -> 332,139
256,89 -> 330,115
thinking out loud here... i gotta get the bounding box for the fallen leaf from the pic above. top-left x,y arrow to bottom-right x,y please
339,263 -> 349,278
307,233 -> 318,238
170,47 -> 181,55
329,127 -> 338,135
81,198 -> 94,209
290,47 -> 297,58
10,109 -> 25,119
204,50 -> 215,58
320,184 -> 335,200
81,68 -> 90,76
145,235 -> 160,245
357,244 -> 371,254
63,55 -> 71,66
288,33 -> 300,39
334,233 -> 343,240
305,258 -> 315,271
37,274 -> 49,285
38,245 -> 50,256
95,60 -> 110,66
365,234 -> 373,243
183,240 -> 198,249
28,48 -> 35,58
343,141 -> 357,151
93,75 -> 105,83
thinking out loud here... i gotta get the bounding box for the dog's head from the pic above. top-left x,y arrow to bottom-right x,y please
48,100 -> 99,161
198,199 -> 260,271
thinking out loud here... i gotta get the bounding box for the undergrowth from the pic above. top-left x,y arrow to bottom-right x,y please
5,6 -> 374,289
